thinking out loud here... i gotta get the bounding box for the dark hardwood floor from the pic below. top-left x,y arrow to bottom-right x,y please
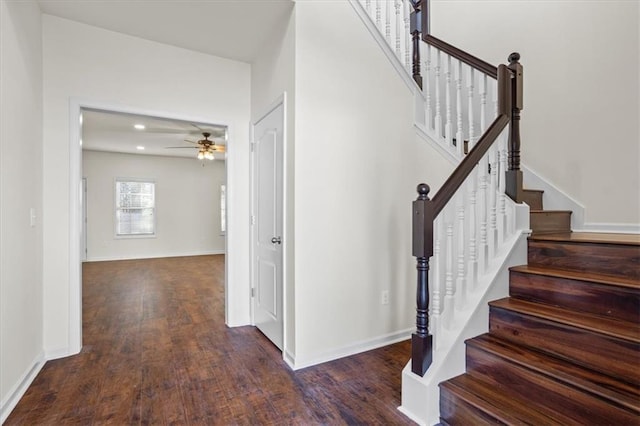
6,255 -> 413,425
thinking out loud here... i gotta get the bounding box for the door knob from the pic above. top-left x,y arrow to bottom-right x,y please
271,237 -> 282,244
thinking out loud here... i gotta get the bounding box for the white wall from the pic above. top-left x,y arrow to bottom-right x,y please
83,150 -> 225,261
291,1 -> 453,367
250,7 -> 297,362
42,15 -> 252,357
430,0 -> 640,227
0,0 -> 44,420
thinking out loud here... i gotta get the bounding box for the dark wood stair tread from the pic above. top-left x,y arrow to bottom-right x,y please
466,334 -> 640,413
510,264 -> 640,289
489,297 -> 640,342
529,232 -> 640,246
440,373 -> 639,425
440,374 -> 569,425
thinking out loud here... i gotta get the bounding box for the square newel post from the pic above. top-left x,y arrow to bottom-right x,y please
412,183 -> 434,376
506,52 -> 524,203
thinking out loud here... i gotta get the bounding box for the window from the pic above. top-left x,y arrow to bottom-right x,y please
115,179 -> 155,236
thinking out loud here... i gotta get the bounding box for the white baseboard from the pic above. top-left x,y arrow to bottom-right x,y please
0,352 -> 45,424
44,345 -> 79,360
283,350 -> 296,370
288,328 -> 412,371
397,405 -> 427,426
574,222 -> 640,234
85,250 -> 225,262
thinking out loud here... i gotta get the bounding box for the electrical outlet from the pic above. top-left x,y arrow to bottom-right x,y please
381,290 -> 389,305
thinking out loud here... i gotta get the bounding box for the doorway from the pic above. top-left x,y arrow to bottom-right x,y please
69,101 -> 233,352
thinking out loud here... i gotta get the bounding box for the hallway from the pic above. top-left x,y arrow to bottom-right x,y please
6,255 -> 412,425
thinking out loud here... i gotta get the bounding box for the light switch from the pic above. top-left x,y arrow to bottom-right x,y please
30,208 -> 36,227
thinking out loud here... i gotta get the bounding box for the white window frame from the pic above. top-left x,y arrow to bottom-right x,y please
114,178 -> 156,238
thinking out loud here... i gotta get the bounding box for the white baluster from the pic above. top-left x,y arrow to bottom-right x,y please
467,171 -> 478,285
478,154 -> 489,272
499,134 -> 509,242
430,217 -> 442,349
479,74 -> 488,133
394,0 -> 402,57
455,193 -> 467,309
444,55 -> 453,148
375,0 -> 381,30
455,61 -> 463,157
467,67 -> 475,148
489,144 -> 499,259
434,50 -> 442,139
385,0 -> 391,43
403,0 -> 410,70
365,0 -> 372,15
443,215 -> 455,327
424,45 -> 432,130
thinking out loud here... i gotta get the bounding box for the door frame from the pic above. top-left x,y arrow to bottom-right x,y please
250,93 -> 288,353
68,98 -> 234,353
81,177 -> 87,262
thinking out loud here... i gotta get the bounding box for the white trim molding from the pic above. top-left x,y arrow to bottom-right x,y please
68,98 -> 236,359
85,250 -> 226,263
289,328 -> 413,371
0,353 -> 45,423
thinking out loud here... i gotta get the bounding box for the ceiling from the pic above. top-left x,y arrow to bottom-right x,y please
39,1 -> 294,159
82,109 -> 228,160
36,0 -> 294,63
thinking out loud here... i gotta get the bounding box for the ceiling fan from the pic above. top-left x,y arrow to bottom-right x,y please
166,132 -> 226,160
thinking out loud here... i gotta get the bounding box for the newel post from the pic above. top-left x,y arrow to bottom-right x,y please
506,52 -> 524,202
409,0 -> 423,89
412,183 -> 433,376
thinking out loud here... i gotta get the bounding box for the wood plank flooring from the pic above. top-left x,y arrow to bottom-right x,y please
5,255 -> 413,425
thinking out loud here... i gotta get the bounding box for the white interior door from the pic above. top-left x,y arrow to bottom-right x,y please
252,102 -> 284,350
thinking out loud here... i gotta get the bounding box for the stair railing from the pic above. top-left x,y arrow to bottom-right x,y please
410,0 -> 524,376
353,0 -> 525,377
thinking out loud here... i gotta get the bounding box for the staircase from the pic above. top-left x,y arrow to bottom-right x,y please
348,1 -> 639,423
438,192 -> 640,424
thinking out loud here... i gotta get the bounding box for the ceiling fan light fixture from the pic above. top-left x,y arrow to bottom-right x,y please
197,150 -> 205,160
205,150 -> 215,160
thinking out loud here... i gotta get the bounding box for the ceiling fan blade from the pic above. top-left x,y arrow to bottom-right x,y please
165,146 -> 198,149
183,139 -> 199,144
211,146 -> 226,153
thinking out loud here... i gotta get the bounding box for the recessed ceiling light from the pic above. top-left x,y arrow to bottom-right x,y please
136,146 -> 145,150
134,124 -> 145,130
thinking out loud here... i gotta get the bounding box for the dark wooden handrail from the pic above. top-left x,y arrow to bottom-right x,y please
423,35 -> 498,79
433,115 -> 509,214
